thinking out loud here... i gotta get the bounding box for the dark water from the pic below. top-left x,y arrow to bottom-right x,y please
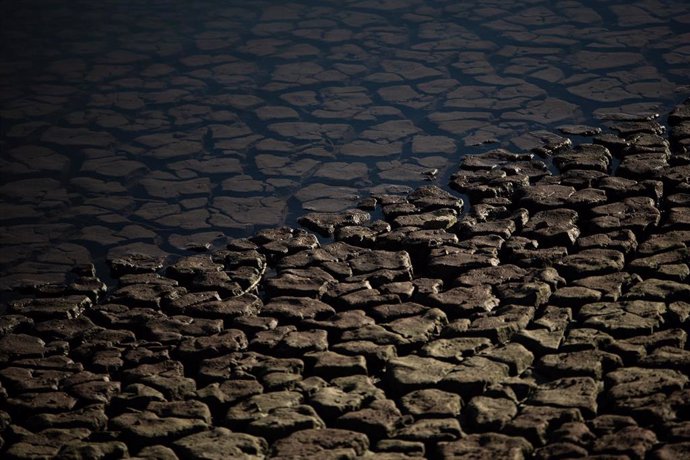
1,0 -> 689,292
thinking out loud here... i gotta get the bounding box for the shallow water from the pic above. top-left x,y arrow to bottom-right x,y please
1,0 -> 689,291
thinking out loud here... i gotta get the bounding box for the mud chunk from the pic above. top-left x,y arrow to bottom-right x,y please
198,351 -> 302,385
522,208 -> 580,247
440,356 -> 510,396
537,350 -> 622,379
451,168 -> 529,201
265,267 -> 336,298
553,144 -> 611,173
225,390 -> 301,424
572,272 -> 639,302
422,336 -> 491,361
376,439 -> 425,456
592,426 -> 658,460
620,328 -> 687,352
383,309 -> 446,345
270,428 -> 369,459
245,404 -> 325,441
336,399 -> 404,441
461,305 -> 534,343
629,248 -> 690,278
479,343 -> 534,375
133,445 -> 180,459
4,427 -> 92,460
331,341 -> 397,370
173,428 -> 267,459
520,185 -> 575,211
427,285 -> 500,318
397,418 -> 462,443
181,293 -> 263,320
504,238 -> 569,268
533,442 -> 588,459
665,207 -> 690,231
529,377 -> 601,417
651,443 -> 690,460
57,441 -> 129,459
407,185 -> 464,212
624,278 -> 690,301
0,315 -> 34,335
437,433 -> 533,459
458,216 -> 516,240
559,125 -> 602,136
550,286 -> 602,308
349,250 -> 413,275
495,281 -> 552,307
24,403 -> 106,432
110,411 -> 208,446
385,355 -> 455,394
298,210 -> 371,236
427,251 -> 500,280
10,296 -> 92,321
466,396 -> 518,431
638,346 -> 690,371
177,329 -> 248,362
561,328 -> 615,352
253,328 -> 328,357
598,176 -> 663,201
589,196 -> 660,235
309,386 -> 366,420
121,360 -> 196,401
506,405 -> 583,446
305,351 -> 367,378
577,229 -> 638,254
6,390 -> 78,416
0,333 -> 45,363
400,389 -> 462,418
166,255 -> 224,282
578,300 -> 666,338
110,254 -> 165,276
556,249 -> 625,279
262,296 -> 335,323
606,367 -> 688,401
618,152 -> 669,180
110,284 -> 185,309
305,310 -> 376,334
514,329 -> 564,355
393,208 -> 458,230
196,379 -> 263,410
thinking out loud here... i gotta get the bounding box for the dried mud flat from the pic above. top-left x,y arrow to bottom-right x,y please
1,97 -> 690,459
2,0 -> 690,458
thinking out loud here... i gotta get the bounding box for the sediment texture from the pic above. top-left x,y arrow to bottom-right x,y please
1,99 -> 690,458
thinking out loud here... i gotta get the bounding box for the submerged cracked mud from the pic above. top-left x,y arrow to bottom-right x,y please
2,0 -> 690,291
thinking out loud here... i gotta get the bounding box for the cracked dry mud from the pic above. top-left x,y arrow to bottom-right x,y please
1,98 -> 690,459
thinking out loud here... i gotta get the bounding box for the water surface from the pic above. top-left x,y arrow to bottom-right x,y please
1,0 -> 689,291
